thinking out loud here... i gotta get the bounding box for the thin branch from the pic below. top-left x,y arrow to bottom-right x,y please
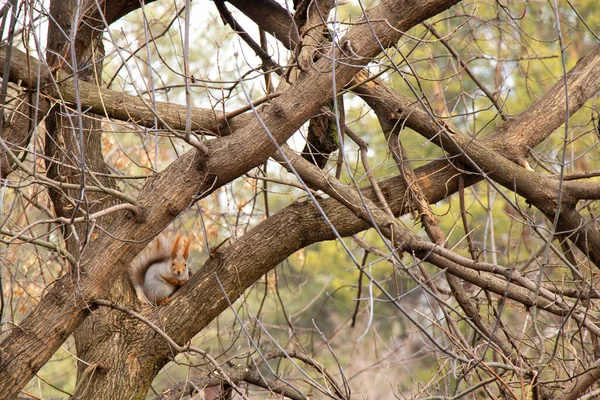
423,21 -> 507,120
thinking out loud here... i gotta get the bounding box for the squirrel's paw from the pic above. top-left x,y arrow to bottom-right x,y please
156,296 -> 171,306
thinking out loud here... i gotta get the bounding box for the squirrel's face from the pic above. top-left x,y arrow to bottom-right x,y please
171,257 -> 187,276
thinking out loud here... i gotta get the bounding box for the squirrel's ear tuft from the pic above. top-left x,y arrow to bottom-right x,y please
182,236 -> 192,259
155,235 -> 164,253
171,234 -> 182,258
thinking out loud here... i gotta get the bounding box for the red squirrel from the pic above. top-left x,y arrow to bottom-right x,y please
129,233 -> 191,305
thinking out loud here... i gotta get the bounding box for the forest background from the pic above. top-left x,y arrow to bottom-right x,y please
1,0 -> 600,399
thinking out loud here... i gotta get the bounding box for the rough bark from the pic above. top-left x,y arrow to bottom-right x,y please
0,92 -> 48,179
43,3 -> 139,399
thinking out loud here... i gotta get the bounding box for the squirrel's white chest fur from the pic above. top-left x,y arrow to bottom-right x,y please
142,260 -> 189,304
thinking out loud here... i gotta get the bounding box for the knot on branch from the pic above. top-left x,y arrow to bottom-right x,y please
129,205 -> 148,223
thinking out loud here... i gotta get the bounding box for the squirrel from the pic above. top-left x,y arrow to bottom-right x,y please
129,233 -> 191,305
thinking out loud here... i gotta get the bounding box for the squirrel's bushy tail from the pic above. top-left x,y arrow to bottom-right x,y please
129,233 -> 174,288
